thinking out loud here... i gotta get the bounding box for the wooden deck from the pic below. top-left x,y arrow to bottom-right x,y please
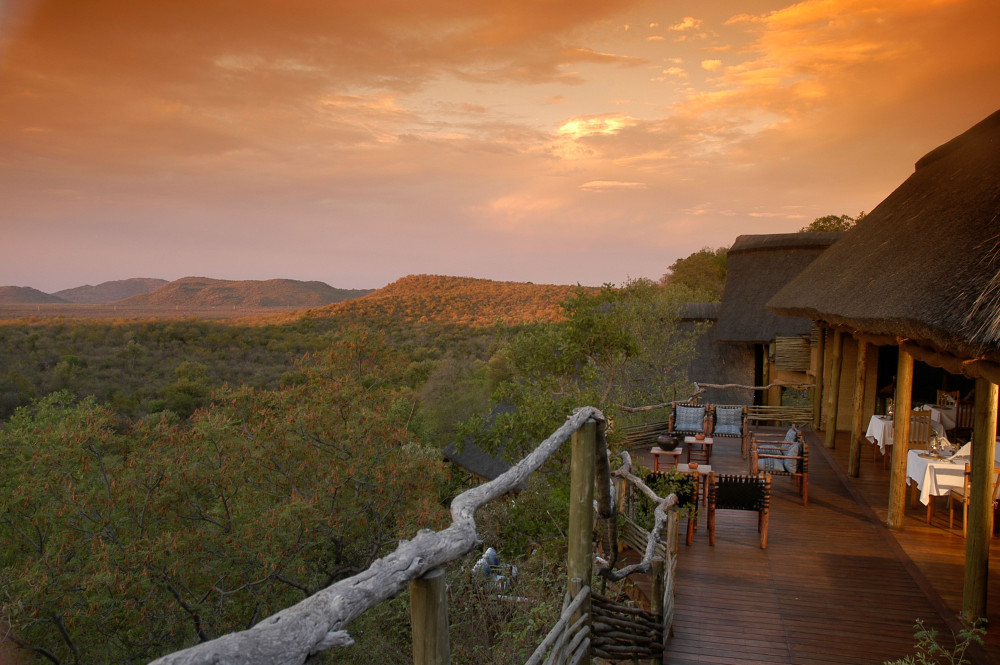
631,427 -> 1000,665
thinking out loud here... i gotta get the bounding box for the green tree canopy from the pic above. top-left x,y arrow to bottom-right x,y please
798,212 -> 866,232
659,247 -> 728,301
0,331 -> 449,663
470,279 -> 702,463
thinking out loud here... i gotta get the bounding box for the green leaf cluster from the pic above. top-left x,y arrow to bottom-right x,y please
466,279 -> 702,463
798,212 -> 866,233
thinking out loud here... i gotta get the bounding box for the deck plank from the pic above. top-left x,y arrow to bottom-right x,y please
628,426 -> 1000,665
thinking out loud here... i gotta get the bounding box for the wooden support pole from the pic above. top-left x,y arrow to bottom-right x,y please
963,378 -> 999,622
887,348 -> 915,530
824,330 -> 844,450
568,418 -> 596,638
650,558 -> 664,617
848,338 -> 869,478
767,342 -> 782,408
410,567 -> 449,665
813,325 -> 826,431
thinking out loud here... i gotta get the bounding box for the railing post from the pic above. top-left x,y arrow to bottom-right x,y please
650,557 -> 664,616
410,567 -> 449,665
567,418 -> 596,656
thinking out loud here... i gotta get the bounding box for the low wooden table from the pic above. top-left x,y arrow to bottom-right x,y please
684,436 -> 714,465
650,446 -> 683,472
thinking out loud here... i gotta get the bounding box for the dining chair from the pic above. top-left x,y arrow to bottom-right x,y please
952,400 -> 974,440
948,464 -> 1000,537
937,389 -> 960,406
882,411 -> 934,470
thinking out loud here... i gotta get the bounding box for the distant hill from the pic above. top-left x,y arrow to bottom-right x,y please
54,278 -> 169,303
308,274 -> 595,327
118,277 -> 373,308
0,286 -> 68,304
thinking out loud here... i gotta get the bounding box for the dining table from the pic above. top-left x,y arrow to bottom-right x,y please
906,441 -> 1000,507
865,413 -> 947,454
917,403 -> 957,430
906,445 -> 972,506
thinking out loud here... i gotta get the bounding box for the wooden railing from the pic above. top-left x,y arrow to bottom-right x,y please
746,404 -> 813,426
524,584 -> 591,665
149,407 -> 681,665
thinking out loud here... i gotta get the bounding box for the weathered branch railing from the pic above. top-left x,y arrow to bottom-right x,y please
149,407 -> 678,665
746,404 -> 813,426
524,584 -> 591,665
621,381 -> 814,412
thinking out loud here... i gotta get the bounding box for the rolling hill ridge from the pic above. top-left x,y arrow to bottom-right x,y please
54,278 -> 169,303
0,286 -> 68,305
118,277 -> 372,308
307,274 -> 595,327
0,277 -> 373,309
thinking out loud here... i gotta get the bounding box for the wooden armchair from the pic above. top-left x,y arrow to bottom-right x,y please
748,432 -> 808,505
709,405 -> 749,458
708,473 -> 771,549
669,402 -> 712,464
668,402 -> 710,438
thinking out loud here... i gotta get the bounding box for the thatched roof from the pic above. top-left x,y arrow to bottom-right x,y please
676,301 -> 721,321
714,232 -> 844,344
769,109 -> 1000,364
443,440 -> 512,481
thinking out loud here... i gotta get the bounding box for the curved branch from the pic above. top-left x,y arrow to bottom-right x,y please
620,380 -> 815,412
595,461 -> 679,582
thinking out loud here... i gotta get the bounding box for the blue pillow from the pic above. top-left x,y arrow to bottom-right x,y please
783,441 -> 801,473
757,456 -> 785,473
714,407 -> 743,436
675,405 -> 705,432
784,427 -> 798,442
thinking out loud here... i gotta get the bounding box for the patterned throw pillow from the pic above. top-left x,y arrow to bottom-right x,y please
783,441 -> 801,473
783,427 -> 798,442
757,455 -> 785,473
714,407 -> 743,436
675,405 -> 706,432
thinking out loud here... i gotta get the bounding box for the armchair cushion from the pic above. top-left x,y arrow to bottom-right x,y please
783,441 -> 801,473
714,407 -> 744,436
757,456 -> 785,473
675,405 -> 706,432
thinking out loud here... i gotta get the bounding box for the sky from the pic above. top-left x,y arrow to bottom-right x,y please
2,0 -> 999,293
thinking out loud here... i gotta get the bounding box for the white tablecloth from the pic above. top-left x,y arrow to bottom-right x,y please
865,414 -> 946,453
905,443 -> 1000,505
918,404 -> 957,430
906,448 -> 969,505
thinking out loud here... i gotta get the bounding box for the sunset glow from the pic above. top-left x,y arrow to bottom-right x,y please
2,0 -> 998,292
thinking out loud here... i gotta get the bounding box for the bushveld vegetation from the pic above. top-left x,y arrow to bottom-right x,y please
0,269 -> 708,663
